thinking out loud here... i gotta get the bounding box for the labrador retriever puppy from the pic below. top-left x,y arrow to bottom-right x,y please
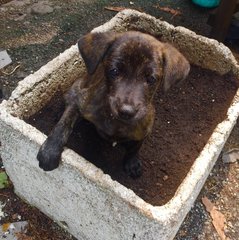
37,31 -> 190,178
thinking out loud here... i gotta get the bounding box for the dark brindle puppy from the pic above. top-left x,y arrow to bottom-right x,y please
37,31 -> 190,177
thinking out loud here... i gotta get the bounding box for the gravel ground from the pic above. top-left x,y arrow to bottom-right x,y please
0,1 -> 238,239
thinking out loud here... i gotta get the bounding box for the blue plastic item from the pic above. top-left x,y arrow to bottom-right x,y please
192,0 -> 220,8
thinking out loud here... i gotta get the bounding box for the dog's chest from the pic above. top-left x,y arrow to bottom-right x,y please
83,107 -> 152,142
95,117 -> 150,142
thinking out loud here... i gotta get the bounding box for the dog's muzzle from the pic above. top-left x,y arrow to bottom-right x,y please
109,95 -> 147,123
117,104 -> 138,120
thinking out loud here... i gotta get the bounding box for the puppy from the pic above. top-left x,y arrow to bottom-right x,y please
37,31 -> 190,178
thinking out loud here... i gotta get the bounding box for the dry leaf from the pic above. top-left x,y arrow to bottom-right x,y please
202,197 -> 228,240
104,6 -> 128,12
2,222 -> 10,232
104,6 -> 143,13
154,5 -> 182,18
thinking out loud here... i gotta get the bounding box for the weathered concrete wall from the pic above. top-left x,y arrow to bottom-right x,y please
2,45 -> 84,119
93,10 -> 239,76
1,10 -> 239,240
0,107 -> 169,240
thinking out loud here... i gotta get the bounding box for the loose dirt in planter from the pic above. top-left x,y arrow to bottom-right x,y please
26,65 -> 238,206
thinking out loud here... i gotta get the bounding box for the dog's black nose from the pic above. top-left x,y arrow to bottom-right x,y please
118,104 -> 137,120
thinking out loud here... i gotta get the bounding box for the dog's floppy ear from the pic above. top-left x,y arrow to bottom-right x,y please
78,32 -> 118,75
162,43 -> 190,91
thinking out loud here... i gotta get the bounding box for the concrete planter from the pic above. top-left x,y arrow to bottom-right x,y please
1,10 -> 239,240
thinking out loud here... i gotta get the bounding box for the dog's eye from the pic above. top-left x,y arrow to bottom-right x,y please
147,75 -> 157,85
109,68 -> 120,79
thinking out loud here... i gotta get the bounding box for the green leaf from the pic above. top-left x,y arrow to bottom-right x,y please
0,172 -> 9,189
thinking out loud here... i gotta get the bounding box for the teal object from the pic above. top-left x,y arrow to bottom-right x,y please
192,0 -> 220,8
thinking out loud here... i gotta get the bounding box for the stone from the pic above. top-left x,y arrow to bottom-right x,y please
0,221 -> 28,240
3,0 -> 31,8
222,149 -> 239,163
31,2 -> 54,15
0,50 -> 12,69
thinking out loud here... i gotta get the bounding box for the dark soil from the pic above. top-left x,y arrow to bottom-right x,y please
26,65 -> 238,206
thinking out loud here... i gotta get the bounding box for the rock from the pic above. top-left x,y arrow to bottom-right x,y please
0,202 -> 5,221
3,0 -> 31,7
16,71 -> 28,79
0,221 -> 28,239
163,175 -> 169,181
0,50 -> 12,69
31,2 -> 54,15
222,149 -> 239,164
14,13 -> 27,21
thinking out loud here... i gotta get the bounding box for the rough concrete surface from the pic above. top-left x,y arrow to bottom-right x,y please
0,1 -> 239,240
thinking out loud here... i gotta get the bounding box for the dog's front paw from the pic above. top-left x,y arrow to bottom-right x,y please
124,157 -> 142,178
37,141 -> 62,171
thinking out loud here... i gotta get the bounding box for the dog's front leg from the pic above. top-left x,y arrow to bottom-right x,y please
121,140 -> 143,178
37,103 -> 79,171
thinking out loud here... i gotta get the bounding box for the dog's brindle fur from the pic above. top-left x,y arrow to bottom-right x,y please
37,31 -> 190,177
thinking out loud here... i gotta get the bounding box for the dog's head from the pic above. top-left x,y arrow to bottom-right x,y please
78,31 -> 190,123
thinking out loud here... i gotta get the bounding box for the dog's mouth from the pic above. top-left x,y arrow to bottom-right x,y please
115,114 -> 138,125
